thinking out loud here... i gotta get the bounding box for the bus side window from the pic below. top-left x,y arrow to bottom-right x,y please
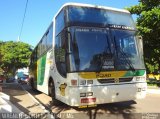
55,32 -> 67,78
46,26 -> 53,49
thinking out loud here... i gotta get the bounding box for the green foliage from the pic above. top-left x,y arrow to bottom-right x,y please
127,0 -> 160,73
0,41 -> 32,76
0,68 -> 3,75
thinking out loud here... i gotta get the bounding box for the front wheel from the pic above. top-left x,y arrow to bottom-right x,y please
49,80 -> 55,97
49,80 -> 59,105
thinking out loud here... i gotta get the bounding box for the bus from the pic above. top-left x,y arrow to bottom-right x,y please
29,3 -> 147,108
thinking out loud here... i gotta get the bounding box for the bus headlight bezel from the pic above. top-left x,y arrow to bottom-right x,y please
135,76 -> 146,82
87,80 -> 93,85
79,80 -> 86,85
79,80 -> 93,85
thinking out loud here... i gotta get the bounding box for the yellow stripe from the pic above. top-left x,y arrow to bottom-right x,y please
79,71 -> 127,79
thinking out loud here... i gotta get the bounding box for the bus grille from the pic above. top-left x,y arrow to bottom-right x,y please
119,78 -> 133,82
97,78 -> 133,84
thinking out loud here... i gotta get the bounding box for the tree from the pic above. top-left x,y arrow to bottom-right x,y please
127,0 -> 160,73
0,41 -> 32,77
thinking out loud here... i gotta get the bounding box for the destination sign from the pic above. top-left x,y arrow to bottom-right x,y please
109,24 -> 135,30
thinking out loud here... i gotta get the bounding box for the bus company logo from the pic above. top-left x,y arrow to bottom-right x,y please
114,78 -> 119,83
96,73 -> 111,78
59,83 -> 67,96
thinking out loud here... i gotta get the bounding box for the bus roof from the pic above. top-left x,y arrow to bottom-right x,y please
53,2 -> 130,21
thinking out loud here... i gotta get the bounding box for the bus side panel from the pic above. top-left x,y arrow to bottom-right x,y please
36,54 -> 47,94
36,51 -> 53,94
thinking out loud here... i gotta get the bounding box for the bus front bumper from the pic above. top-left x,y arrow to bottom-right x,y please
67,82 -> 147,107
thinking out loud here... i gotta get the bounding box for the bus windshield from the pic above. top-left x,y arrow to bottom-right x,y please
67,6 -> 135,30
69,27 -> 113,72
68,27 -> 145,72
112,29 -> 145,70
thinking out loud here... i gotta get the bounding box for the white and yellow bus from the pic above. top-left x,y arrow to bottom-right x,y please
29,3 -> 147,107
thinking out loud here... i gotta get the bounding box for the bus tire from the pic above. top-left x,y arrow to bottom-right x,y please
49,79 -> 58,105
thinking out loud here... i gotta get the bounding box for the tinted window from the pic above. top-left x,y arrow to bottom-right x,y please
37,44 -> 41,58
68,28 -> 113,72
55,32 -> 67,77
39,41 -> 43,55
42,36 -> 47,52
46,26 -> 53,49
68,6 -> 135,29
111,29 -> 145,70
55,9 -> 65,36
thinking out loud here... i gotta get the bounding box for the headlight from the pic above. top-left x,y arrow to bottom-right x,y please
79,80 -> 93,85
135,77 -> 146,82
87,80 -> 93,85
79,80 -> 86,85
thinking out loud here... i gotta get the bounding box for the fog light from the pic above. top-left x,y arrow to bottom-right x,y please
80,93 -> 86,97
87,92 -> 93,97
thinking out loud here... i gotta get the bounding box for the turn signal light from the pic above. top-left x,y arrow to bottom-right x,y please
71,80 -> 77,86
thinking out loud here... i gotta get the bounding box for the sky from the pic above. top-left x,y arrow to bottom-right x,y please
0,0 -> 139,47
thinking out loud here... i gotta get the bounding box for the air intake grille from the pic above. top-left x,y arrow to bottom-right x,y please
119,78 -> 133,82
97,78 -> 133,84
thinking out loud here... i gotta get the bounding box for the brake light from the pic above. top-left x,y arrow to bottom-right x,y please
81,98 -> 96,103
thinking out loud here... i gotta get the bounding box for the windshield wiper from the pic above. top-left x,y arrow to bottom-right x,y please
96,35 -> 113,72
96,53 -> 113,73
119,48 -> 135,71
113,36 -> 135,72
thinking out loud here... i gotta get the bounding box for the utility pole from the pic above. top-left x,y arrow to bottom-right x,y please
17,36 -> 20,42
